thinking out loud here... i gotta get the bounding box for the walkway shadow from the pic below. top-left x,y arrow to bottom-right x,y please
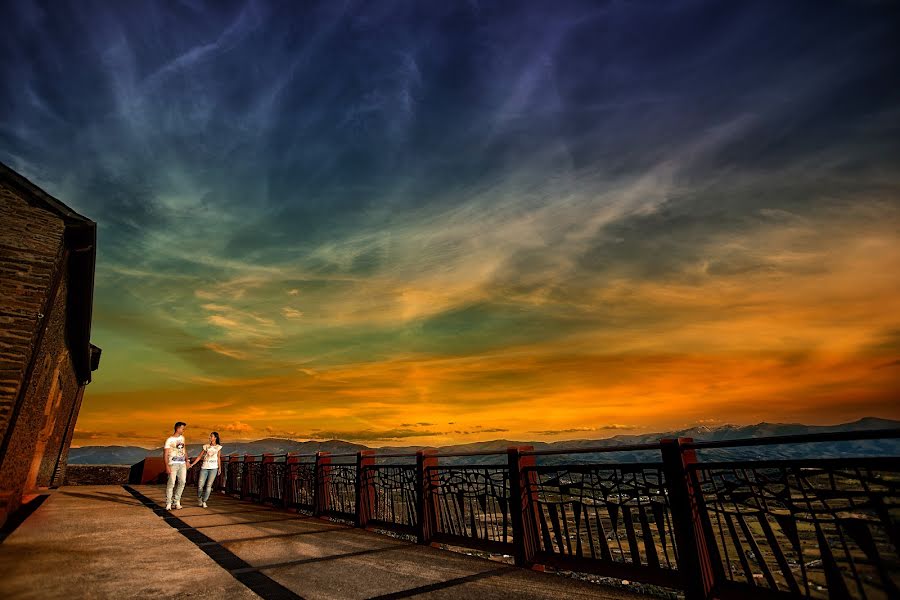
58,490 -> 142,506
366,566 -> 515,600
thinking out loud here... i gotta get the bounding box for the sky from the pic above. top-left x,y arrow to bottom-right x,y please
2,0 -> 899,449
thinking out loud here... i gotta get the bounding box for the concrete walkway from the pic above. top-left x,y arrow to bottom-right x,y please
0,485 -> 260,599
0,485 -> 648,599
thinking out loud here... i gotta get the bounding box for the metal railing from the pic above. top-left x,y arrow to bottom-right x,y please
183,429 -> 900,599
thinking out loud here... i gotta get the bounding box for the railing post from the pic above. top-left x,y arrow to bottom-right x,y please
356,450 -> 376,528
416,449 -> 438,544
315,451 -> 331,516
508,445 -> 540,567
661,437 -> 718,600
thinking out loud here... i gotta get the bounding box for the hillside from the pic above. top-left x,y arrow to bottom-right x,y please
68,417 -> 899,465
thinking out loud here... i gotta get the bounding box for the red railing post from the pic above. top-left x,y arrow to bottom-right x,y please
356,450 -> 376,528
661,437 -> 718,600
315,451 -> 331,516
508,445 -> 540,567
416,449 -> 438,544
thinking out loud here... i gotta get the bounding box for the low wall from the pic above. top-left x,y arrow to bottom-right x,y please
63,465 -> 131,486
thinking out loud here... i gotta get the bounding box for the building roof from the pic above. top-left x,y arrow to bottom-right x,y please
0,161 -> 100,383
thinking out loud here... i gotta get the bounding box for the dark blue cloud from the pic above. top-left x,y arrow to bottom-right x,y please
2,0 -> 899,382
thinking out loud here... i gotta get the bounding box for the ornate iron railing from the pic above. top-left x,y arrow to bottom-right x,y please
429,464 -> 513,553
261,456 -> 286,505
365,464 -> 417,534
690,458 -> 899,599
225,455 -> 243,497
243,456 -> 262,501
286,454 -> 316,512
184,429 -> 899,599
527,461 -> 681,588
323,461 -> 357,520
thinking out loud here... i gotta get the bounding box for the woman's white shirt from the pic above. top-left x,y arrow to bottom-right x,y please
202,444 -> 222,469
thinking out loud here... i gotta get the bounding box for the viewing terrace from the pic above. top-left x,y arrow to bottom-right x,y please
0,430 -> 897,599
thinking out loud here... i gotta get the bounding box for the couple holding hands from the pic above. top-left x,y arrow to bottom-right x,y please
163,421 -> 223,510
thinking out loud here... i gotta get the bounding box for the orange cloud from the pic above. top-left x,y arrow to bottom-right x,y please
76,344 -> 899,448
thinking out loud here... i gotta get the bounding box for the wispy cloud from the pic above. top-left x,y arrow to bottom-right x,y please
529,425 -> 635,436
204,342 -> 249,361
3,1 -> 898,447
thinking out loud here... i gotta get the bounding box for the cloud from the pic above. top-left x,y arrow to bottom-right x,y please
6,1 -> 899,449
71,428 -> 162,448
204,342 -> 249,360
299,428 -> 442,442
527,425 -> 635,436
223,421 -> 253,434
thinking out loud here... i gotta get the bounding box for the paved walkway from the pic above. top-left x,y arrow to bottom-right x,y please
0,485 -> 647,599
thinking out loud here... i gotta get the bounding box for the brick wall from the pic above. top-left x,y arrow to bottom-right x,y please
0,179 -> 82,519
63,465 -> 131,486
0,184 -> 65,443
32,270 -> 82,488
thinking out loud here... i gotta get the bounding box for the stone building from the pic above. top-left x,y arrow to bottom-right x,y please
0,162 -> 101,526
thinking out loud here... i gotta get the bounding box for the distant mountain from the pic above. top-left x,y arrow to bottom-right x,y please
68,417 -> 899,465
68,438 -> 368,465
67,446 -> 155,465
177,438 -> 367,459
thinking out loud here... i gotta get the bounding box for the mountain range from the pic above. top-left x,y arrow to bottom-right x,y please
68,417 -> 900,465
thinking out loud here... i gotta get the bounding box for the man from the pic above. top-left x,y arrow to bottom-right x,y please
164,421 -> 189,510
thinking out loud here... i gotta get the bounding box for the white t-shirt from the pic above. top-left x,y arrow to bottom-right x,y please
202,444 -> 222,469
165,435 -> 186,465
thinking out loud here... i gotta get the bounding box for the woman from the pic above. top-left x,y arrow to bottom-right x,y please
190,432 -> 222,508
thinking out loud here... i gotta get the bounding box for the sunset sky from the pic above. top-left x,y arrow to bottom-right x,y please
2,1 -> 898,448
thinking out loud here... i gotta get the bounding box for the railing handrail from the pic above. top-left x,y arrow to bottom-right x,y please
681,427 -> 900,450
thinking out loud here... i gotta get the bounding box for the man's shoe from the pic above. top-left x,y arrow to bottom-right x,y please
165,503 -> 172,510
198,498 -> 203,506
202,501 -> 207,508
175,503 -> 182,509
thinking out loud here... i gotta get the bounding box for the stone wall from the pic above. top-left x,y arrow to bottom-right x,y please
0,178 -> 85,523
0,183 -> 65,442
63,465 -> 131,486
